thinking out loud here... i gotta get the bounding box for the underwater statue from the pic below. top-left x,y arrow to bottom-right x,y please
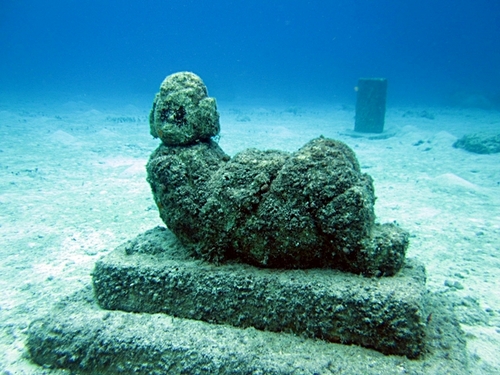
27,73 -> 468,373
147,72 -> 409,276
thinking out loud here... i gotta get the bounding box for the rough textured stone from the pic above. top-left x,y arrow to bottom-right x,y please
453,132 -> 500,154
27,286 -> 469,375
147,139 -> 229,245
147,136 -> 409,276
93,227 -> 425,358
149,72 -> 220,145
26,228 -> 469,373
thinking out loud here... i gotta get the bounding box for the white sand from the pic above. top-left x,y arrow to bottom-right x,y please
0,101 -> 499,374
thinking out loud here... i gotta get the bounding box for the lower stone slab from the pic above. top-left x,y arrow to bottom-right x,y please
27,286 -> 469,375
93,227 -> 427,357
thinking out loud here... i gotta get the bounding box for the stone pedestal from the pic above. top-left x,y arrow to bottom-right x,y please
93,227 -> 426,358
27,228 -> 470,374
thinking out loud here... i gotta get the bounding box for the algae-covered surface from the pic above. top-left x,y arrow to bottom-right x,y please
1,100 -> 500,374
453,132 -> 500,154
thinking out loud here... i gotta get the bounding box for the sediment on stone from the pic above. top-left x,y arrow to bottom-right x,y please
93,227 -> 427,358
27,276 -> 469,375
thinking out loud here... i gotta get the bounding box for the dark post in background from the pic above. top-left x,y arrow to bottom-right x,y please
354,78 -> 388,133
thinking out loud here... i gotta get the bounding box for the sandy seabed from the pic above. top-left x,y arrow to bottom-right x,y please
0,98 -> 499,374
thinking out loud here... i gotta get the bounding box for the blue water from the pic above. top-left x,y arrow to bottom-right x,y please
1,0 -> 499,106
2,2 -> 500,373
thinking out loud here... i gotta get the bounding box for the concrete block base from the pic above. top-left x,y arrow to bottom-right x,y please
27,227 -> 470,374
27,287 -> 469,374
92,227 -> 427,357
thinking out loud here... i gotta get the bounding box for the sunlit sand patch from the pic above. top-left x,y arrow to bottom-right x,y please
95,128 -> 119,138
96,156 -> 143,168
47,129 -> 79,145
432,172 -> 485,193
119,161 -> 147,178
414,206 -> 442,219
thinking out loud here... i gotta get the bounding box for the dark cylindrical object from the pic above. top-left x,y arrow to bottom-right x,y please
355,78 -> 387,133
